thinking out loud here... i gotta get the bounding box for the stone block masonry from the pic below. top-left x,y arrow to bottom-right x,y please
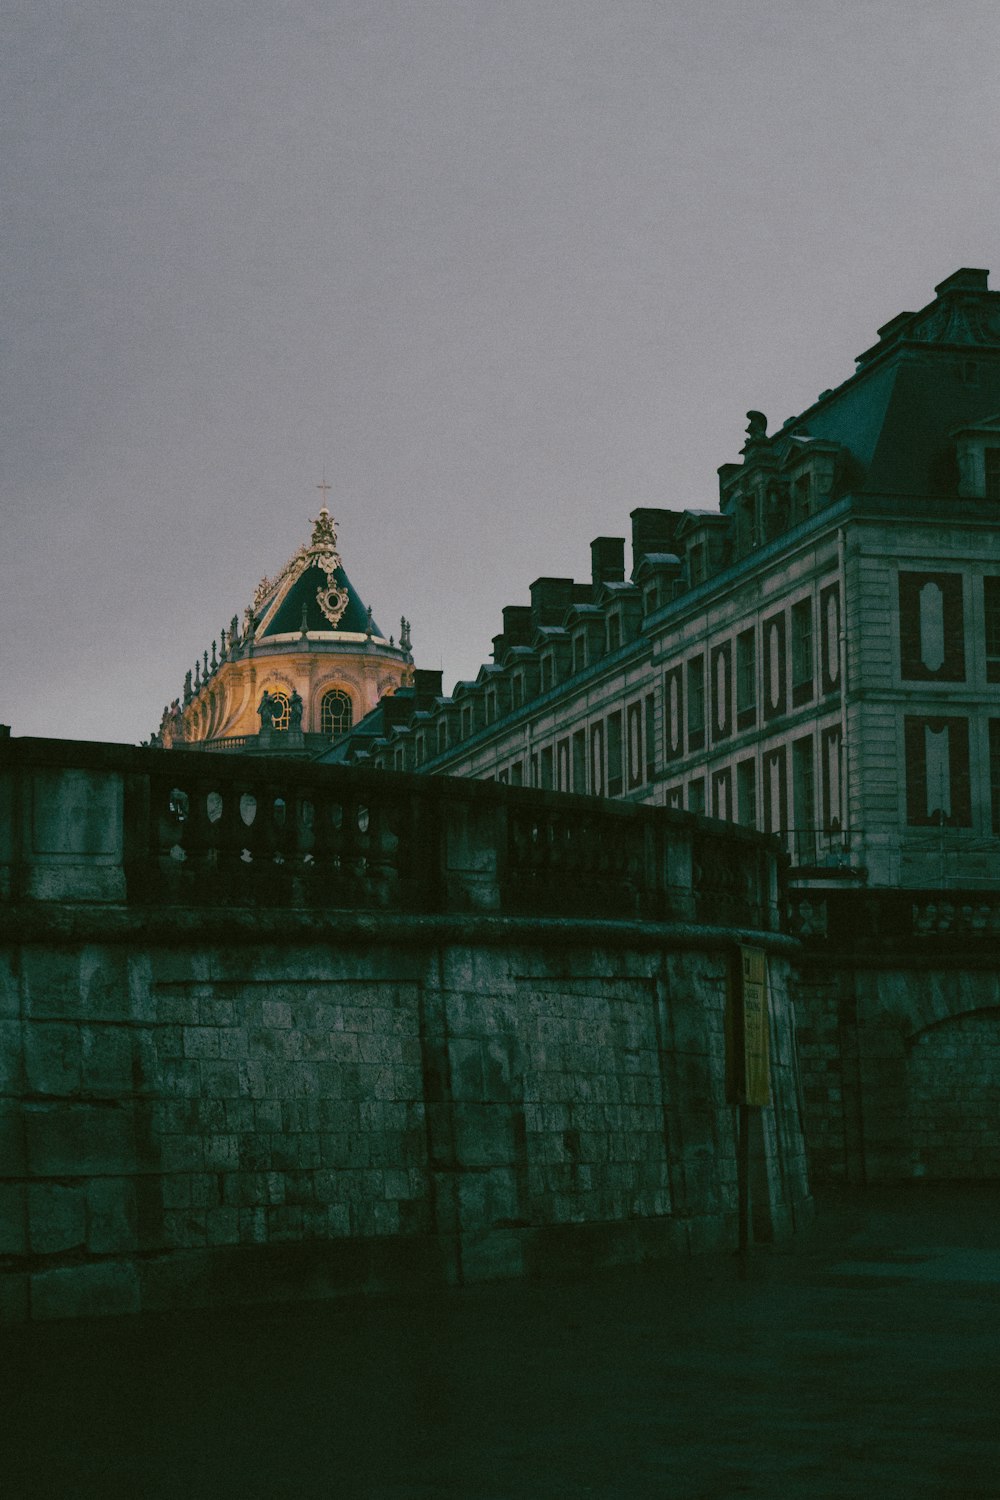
0,917 -> 809,1323
0,739 -> 808,1322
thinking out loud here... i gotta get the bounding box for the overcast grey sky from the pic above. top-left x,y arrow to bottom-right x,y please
3,0 -> 999,742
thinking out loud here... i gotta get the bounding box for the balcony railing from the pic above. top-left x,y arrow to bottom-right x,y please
0,737 -> 782,931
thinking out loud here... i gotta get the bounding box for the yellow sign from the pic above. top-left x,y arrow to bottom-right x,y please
726,945 -> 771,1106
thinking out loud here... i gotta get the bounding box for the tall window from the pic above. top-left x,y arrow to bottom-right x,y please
791,599 -> 814,705
986,447 -> 1000,499
736,628 -> 756,727
320,689 -> 353,739
687,655 -> 705,751
985,577 -> 1000,683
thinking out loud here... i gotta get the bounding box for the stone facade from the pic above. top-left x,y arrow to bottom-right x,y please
330,269 -> 1000,890
0,737 -> 808,1323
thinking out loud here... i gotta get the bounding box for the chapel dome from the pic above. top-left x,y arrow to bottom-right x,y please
154,497 -> 413,754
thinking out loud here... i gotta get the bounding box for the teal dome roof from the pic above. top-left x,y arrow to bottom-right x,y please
253,509 -> 384,640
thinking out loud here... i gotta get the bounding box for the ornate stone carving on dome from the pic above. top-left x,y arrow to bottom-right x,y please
316,578 -> 350,627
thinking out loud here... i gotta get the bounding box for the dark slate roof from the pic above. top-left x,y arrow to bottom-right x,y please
252,508 -> 385,640
258,560 -> 379,639
774,270 -> 1000,495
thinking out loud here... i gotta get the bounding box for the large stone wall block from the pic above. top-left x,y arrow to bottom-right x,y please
25,1102 -> 137,1177
0,950 -> 19,1019
31,1260 -> 140,1321
452,1103 -> 516,1167
28,1181 -> 86,1254
0,1182 -> 27,1254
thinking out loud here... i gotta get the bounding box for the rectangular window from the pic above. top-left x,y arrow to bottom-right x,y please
572,729 -> 587,793
688,542 -> 707,586
986,447 -> 1000,499
687,655 -> 705,751
530,753 -> 539,788
984,577 -> 1000,683
437,722 -> 448,754
539,657 -> 552,692
792,734 -> 815,833
557,737 -> 570,791
497,767 -> 509,784
904,716 -> 972,827
607,615 -> 621,652
821,726 -> 843,832
791,599 -> 814,706
572,636 -> 586,673
899,572 -> 966,682
712,767 -> 733,821
512,676 -> 524,708
590,722 -> 605,797
627,701 -> 643,790
666,787 -> 683,811
736,627 -> 756,729
540,745 -> 554,790
762,612 -> 787,720
484,692 -> 495,725
663,667 -> 684,761
990,720 -> 1000,834
763,746 -> 787,834
644,693 -> 657,781
510,761 -> 523,786
711,641 -> 732,740
461,707 -> 473,737
819,583 -> 841,695
688,777 -> 705,815
415,734 -> 425,765
737,758 -> 757,827
606,711 -> 623,797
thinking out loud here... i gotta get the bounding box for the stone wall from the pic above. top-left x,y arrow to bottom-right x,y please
0,739 -> 807,1322
0,916 -> 808,1323
791,889 -> 1000,1184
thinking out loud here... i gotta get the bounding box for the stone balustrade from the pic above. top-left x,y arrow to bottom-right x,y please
0,737 -> 783,931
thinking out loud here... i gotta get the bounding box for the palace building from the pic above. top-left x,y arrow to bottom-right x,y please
324,268 -> 1000,890
155,504 -> 413,755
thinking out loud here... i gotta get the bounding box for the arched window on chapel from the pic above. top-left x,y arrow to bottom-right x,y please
321,689 -> 353,740
268,691 -> 291,731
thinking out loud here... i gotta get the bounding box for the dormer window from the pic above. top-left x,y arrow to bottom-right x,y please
437,721 -> 448,754
792,474 -> 812,524
572,635 -> 586,673
607,615 -> 621,652
512,674 -> 524,708
687,542 -> 707,586
953,422 -> 1000,498
540,656 -> 552,691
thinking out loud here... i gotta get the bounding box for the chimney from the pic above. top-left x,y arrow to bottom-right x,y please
529,578 -> 576,628
414,669 -> 443,708
590,536 -> 625,590
630,508 -> 683,576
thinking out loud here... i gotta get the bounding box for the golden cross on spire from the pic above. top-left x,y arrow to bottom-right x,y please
316,472 -> 332,505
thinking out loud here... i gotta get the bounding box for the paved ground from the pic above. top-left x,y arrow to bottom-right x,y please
4,1185 -> 1000,1499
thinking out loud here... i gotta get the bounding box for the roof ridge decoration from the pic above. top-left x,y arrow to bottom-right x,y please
251,506 -> 351,628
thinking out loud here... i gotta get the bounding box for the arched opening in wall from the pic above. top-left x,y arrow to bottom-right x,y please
321,688 -> 353,740
907,1007 -> 1000,1178
268,691 -> 291,731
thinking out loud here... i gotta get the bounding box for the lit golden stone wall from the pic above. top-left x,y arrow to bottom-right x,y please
164,648 -> 412,747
